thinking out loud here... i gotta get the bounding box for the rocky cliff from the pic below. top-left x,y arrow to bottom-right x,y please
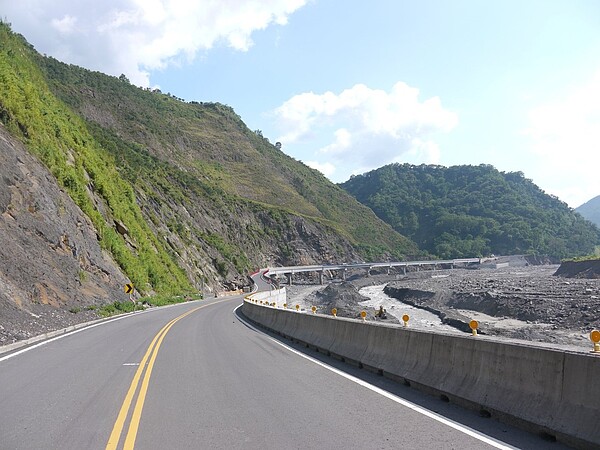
0,125 -> 130,344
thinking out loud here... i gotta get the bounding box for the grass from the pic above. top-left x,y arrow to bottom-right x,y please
97,293 -> 204,317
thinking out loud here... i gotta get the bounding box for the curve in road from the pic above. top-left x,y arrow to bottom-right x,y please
0,295 -> 567,449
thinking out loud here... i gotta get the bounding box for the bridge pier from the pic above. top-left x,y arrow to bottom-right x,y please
342,269 -> 347,281
286,273 -> 293,286
319,270 -> 324,285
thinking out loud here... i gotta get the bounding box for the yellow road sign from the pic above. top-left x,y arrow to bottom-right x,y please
124,283 -> 134,294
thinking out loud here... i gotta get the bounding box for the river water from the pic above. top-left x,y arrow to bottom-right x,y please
358,284 -> 462,333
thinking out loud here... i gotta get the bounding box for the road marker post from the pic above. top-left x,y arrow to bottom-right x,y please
469,320 -> 479,336
295,304 -> 300,311
331,308 -> 337,317
311,306 -> 317,314
590,330 -> 600,353
360,311 -> 367,321
402,314 -> 409,327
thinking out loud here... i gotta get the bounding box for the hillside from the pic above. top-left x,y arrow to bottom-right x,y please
340,163 -> 600,259
0,22 -> 418,311
576,195 -> 600,228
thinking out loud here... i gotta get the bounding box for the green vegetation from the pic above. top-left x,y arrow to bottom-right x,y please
97,294 -> 203,317
98,301 -> 144,317
565,249 -> 600,262
0,22 -> 191,294
341,163 -> 600,259
575,195 -> 600,228
0,19 -> 419,309
31,41 -> 417,261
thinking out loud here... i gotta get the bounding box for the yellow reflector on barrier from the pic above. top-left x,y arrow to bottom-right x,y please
591,330 -> 600,353
470,320 -> 479,336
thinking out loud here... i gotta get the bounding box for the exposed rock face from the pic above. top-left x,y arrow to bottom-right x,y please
0,125 -> 129,344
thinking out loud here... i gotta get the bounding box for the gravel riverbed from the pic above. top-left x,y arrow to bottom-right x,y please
285,264 -> 600,350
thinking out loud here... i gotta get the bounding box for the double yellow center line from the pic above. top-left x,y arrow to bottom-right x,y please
105,303 -> 211,450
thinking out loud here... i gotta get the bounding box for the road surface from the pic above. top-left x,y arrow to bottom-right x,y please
0,295 -> 568,449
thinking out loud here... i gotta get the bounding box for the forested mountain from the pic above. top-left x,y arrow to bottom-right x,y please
341,163 -> 600,259
576,195 -> 600,228
0,22 -> 418,306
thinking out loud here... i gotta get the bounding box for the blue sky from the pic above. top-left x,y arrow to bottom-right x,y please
3,0 -> 600,207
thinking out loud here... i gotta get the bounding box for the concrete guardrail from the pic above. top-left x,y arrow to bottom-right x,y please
242,290 -> 600,449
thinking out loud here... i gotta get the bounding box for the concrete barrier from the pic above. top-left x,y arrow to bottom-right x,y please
242,296 -> 600,449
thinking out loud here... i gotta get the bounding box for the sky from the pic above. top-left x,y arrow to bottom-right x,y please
2,0 -> 600,208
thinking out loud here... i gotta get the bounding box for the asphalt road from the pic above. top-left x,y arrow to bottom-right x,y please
0,295 -> 570,449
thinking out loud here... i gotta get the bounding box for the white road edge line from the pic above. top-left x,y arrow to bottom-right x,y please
0,300 -> 210,363
0,314 -> 135,362
234,304 -> 517,450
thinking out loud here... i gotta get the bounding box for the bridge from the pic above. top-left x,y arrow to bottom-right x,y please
266,258 -> 481,284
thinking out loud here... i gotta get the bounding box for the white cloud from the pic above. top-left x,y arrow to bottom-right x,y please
274,82 -> 458,181
305,161 -> 336,177
523,70 -> 600,207
3,0 -> 307,86
50,15 -> 78,35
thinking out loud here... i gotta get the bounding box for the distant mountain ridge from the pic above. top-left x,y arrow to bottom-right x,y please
576,195 -> 600,228
341,163 -> 600,259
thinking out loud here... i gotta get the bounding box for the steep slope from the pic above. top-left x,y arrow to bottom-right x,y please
0,124 -> 130,344
576,195 -> 600,228
0,24 -> 192,296
341,163 -> 600,259
0,23 -> 418,301
38,57 -> 416,262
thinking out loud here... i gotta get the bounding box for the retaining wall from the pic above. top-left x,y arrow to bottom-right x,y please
242,296 -> 600,449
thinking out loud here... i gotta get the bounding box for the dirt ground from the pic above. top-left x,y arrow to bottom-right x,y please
285,263 -> 600,350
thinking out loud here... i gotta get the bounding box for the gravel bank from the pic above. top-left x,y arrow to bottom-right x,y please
286,265 -> 599,349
